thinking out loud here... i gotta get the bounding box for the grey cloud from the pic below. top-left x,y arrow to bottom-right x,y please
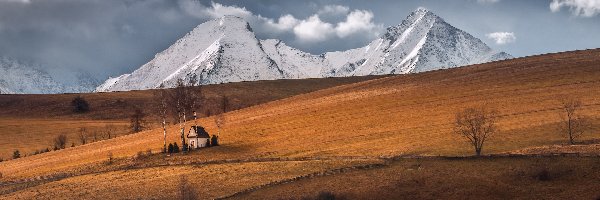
0,0 -> 599,84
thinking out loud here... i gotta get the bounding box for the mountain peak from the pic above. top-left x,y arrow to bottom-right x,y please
96,8 -> 512,92
413,7 -> 431,15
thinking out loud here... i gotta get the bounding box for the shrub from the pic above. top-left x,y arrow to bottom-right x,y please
130,108 -> 146,133
135,151 -> 145,160
12,149 -> 20,159
53,134 -> 68,150
71,96 -> 90,113
535,169 -> 552,181
317,191 -> 336,200
168,143 -> 174,154
211,135 -> 219,146
107,152 -> 114,164
146,149 -> 152,156
173,142 -> 180,153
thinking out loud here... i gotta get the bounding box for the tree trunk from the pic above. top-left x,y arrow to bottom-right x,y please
475,147 -> 482,156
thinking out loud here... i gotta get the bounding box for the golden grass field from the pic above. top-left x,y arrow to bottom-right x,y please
1,49 -> 600,199
0,76 -> 381,159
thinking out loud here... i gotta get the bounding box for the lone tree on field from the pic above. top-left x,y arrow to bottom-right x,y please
53,134 -> 68,150
71,96 -> 90,113
558,98 -> 591,144
130,108 -> 146,133
453,107 -> 498,156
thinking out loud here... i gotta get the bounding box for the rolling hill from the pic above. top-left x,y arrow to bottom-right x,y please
1,49 -> 600,199
0,75 -> 383,159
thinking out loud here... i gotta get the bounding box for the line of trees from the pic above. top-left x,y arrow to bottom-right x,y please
154,76 -> 204,154
454,97 -> 593,156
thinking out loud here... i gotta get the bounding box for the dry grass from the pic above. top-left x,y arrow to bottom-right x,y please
1,159 -> 374,200
0,118 -> 130,159
0,49 -> 600,199
235,157 -> 600,200
0,76 -> 382,160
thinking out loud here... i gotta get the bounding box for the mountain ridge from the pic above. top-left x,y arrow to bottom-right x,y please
92,9 -> 509,92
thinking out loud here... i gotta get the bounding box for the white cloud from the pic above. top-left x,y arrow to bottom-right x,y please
486,32 -> 516,45
178,0 -> 252,19
335,10 -> 382,38
205,2 -> 253,19
293,15 -> 335,42
176,1 -> 381,43
550,0 -> 600,17
476,0 -> 500,4
318,5 -> 350,16
262,14 -> 300,32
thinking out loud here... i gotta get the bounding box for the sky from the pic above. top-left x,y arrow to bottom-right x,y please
0,0 -> 599,82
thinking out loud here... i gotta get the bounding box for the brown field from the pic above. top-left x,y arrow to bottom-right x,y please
235,156 -> 600,200
1,49 -> 600,199
0,76 -> 382,159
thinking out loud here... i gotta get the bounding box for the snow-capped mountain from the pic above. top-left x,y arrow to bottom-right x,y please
0,57 -> 99,94
96,8 -> 512,92
0,57 -> 64,94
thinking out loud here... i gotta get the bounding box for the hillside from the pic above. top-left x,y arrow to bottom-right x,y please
1,49 -> 600,199
0,75 -> 383,159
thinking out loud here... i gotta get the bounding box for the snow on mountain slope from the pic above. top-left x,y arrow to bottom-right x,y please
96,16 -> 284,92
0,57 -> 64,94
260,39 -> 326,78
325,8 -> 512,76
97,9 -> 512,92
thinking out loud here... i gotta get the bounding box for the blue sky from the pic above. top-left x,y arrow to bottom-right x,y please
0,0 -> 599,80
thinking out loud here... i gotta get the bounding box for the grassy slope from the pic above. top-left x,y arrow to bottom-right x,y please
236,157 -> 600,200
0,76 -> 382,159
1,49 -> 600,199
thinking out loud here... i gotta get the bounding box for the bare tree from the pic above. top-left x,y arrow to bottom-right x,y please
168,76 -> 202,151
130,108 -> 147,133
154,86 -> 170,152
78,127 -> 87,145
53,134 -> 68,150
92,131 -> 99,142
454,107 -> 498,156
558,98 -> 591,144
105,125 -> 115,139
214,95 -> 229,137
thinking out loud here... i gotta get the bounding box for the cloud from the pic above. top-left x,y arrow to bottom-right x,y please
335,10 -> 382,38
0,0 -> 30,3
179,0 -> 253,19
476,0 -> 500,4
293,15 -> 335,42
550,0 -> 600,17
486,32 -> 516,44
177,1 -> 382,43
318,5 -> 350,16
262,14 -> 300,32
